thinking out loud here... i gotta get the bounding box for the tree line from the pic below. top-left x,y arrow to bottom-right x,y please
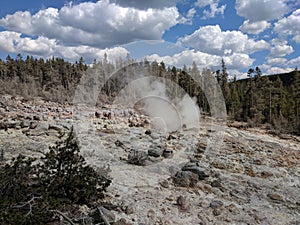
0,54 -> 299,134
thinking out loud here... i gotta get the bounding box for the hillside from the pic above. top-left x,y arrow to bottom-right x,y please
2,55 -> 299,134
0,95 -> 299,224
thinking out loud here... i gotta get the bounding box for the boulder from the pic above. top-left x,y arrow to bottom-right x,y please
148,146 -> 164,157
127,150 -> 148,166
173,171 -> 199,187
181,162 -> 210,180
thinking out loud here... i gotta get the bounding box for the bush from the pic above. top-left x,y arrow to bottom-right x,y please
0,129 -> 111,224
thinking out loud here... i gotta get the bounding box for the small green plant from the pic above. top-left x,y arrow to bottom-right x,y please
0,129 -> 111,224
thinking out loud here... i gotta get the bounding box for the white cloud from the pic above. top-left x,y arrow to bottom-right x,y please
177,25 -> 270,56
113,0 -> 178,9
187,8 -> 196,19
17,36 -> 57,56
0,31 -> 20,52
261,64 -> 293,74
203,3 -> 226,19
55,46 -> 129,63
239,20 -> 271,34
270,43 -> 294,57
287,56 -> 300,67
274,9 -> 300,43
180,8 -> 196,25
0,31 -> 129,62
266,57 -> 287,65
195,0 -> 219,8
195,0 -> 226,19
235,0 -> 288,22
0,0 -> 180,48
146,50 -> 254,70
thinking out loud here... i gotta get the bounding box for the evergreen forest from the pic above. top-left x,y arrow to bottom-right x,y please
0,54 -> 299,134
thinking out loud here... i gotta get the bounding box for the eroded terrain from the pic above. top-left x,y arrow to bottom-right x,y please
0,95 -> 299,225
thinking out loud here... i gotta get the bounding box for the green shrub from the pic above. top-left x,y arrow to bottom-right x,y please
0,129 -> 111,224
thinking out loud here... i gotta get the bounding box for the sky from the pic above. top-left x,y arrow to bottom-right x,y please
0,0 -> 299,78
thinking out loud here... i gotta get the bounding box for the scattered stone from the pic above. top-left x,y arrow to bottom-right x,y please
210,200 -> 223,208
29,122 -> 38,129
20,120 -> 31,128
0,148 -> 4,161
114,218 -> 133,225
127,150 -> 148,166
213,208 -> 222,216
5,120 -> 18,129
260,171 -> 273,178
145,129 -> 151,135
159,180 -> 170,188
147,209 -> 156,220
195,142 -> 206,153
95,111 -> 101,118
33,115 -> 41,121
173,171 -> 199,187
176,195 -> 189,212
268,193 -> 284,203
181,162 -> 209,180
225,203 -> 239,215
211,179 -> 222,188
167,134 -> 177,140
48,124 -> 63,133
125,205 -> 135,215
115,140 -> 126,149
162,149 -> 173,158
148,147 -> 163,158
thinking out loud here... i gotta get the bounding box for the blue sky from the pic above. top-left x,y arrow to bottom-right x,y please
0,0 -> 299,78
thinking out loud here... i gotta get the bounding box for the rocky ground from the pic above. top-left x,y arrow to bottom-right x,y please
0,95 -> 299,225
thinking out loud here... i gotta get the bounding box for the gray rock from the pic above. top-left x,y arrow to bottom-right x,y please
125,205 -> 135,215
5,120 -> 18,129
48,124 -> 63,133
148,148 -> 163,157
210,200 -> 224,208
127,150 -> 148,166
213,208 -> 222,216
162,149 -> 173,158
267,193 -> 284,203
20,120 -> 31,128
211,179 -> 222,188
33,115 -> 41,121
29,122 -> 38,129
173,171 -> 199,187
181,163 -> 209,180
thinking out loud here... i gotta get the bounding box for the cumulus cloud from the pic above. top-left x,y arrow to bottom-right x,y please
113,0 -> 178,9
0,31 -> 20,52
270,43 -> 294,57
146,50 -> 254,70
0,0 -> 179,48
287,56 -> 300,67
235,0 -> 288,22
266,57 -> 287,65
274,9 -> 300,43
195,0 -> 226,19
187,8 -> 196,20
177,25 -> 270,56
0,31 -> 129,62
239,20 -> 271,34
195,0 -> 215,8
202,3 -> 226,19
261,64 -> 293,74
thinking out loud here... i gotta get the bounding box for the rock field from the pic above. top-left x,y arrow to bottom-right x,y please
0,95 -> 299,225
